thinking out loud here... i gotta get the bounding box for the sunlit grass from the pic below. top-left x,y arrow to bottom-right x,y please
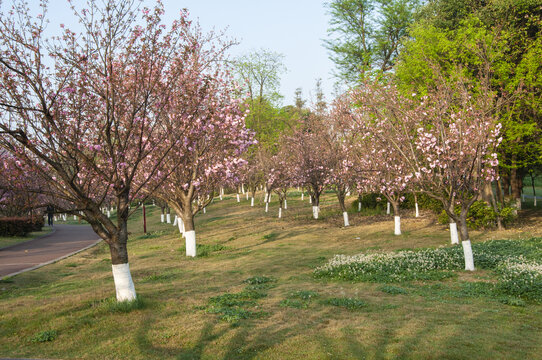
0,191 -> 541,359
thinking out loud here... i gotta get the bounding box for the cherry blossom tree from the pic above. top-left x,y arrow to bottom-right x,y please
149,35 -> 255,256
0,0 -> 198,301
348,74 -> 502,270
288,114 -> 333,219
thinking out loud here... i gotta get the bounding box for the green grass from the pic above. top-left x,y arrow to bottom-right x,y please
1,192 -> 542,359
0,227 -> 53,249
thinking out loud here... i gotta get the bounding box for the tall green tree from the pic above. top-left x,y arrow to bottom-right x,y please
395,0 -> 542,205
233,49 -> 288,148
324,0 -> 418,83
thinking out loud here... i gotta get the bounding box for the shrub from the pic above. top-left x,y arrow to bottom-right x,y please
351,193 -> 387,211
401,193 -> 443,213
30,217 -> 44,231
30,330 -> 57,343
0,217 -> 36,236
437,201 -> 517,230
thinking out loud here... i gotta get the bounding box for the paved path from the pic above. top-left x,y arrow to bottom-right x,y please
0,225 -> 101,278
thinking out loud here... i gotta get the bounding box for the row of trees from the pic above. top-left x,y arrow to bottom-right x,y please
0,0 -> 533,303
325,0 -> 542,209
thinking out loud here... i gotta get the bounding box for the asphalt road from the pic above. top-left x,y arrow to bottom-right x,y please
0,225 -> 101,278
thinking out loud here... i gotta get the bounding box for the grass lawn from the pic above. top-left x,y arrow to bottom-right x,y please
1,191 -> 542,359
0,227 -> 53,249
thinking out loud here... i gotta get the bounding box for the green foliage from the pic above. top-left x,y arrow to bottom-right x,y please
30,330 -> 57,343
203,277 -> 270,323
379,285 -> 408,295
401,193 -> 443,213
243,276 -> 276,285
289,290 -> 319,301
495,261 -> 542,301
351,193 -> 387,211
398,1 -> 542,177
315,238 -> 542,301
280,290 -> 319,309
279,299 -> 306,309
324,0 -> 419,83
322,297 -> 367,310
437,201 -> 517,229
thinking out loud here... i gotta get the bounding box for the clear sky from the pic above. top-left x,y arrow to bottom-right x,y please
42,0 -> 336,107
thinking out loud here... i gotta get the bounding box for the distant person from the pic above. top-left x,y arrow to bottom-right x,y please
46,205 -> 55,227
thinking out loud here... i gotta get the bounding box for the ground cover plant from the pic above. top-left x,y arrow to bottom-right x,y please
1,193 -> 542,359
314,238 -> 542,301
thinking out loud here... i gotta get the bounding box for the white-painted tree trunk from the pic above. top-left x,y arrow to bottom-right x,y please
265,202 -> 269,212
450,222 -> 459,244
107,210 -> 111,218
343,212 -> 349,227
236,194 -> 240,202
284,200 -> 287,209
241,184 -> 245,194
462,240 -> 475,271
301,193 -> 304,201
312,206 -> 319,219
394,216 -> 401,235
246,192 -> 249,200
309,197 -> 312,204
63,214 -> 67,221
160,214 -> 164,223
219,194 -> 223,201
251,197 -> 254,207
181,218 -> 184,236
111,263 -> 137,302
54,216 -> 57,221
387,202 -> 390,215
278,208 -> 282,218
415,203 -> 419,218
203,207 -> 206,214
173,215 -> 177,226
73,215 -> 77,221
358,202 -> 361,212
346,190 -> 351,197
166,214 -> 171,224
185,230 -> 196,257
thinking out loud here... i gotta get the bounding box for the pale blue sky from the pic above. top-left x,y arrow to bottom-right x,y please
42,0 -> 336,106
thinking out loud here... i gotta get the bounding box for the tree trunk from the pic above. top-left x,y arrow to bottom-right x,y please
337,187 -> 349,227
391,200 -> 400,235
311,189 -> 320,219
511,166 -> 522,210
532,175 -> 537,207
502,172 -> 511,197
109,191 -> 137,301
458,208 -> 475,271
496,177 -> 504,206
449,221 -> 459,244
182,208 -> 196,257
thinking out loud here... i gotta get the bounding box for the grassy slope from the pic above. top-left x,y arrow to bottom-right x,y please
1,191 -> 542,359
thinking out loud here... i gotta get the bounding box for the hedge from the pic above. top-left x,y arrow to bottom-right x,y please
0,217 -> 43,237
